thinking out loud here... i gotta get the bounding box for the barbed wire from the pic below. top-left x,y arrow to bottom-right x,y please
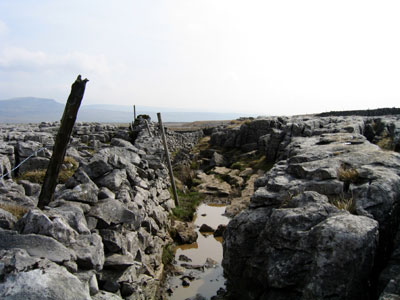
1,147 -> 47,179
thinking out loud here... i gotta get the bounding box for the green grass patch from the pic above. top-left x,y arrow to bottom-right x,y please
190,160 -> 199,170
231,161 -> 245,171
162,243 -> 175,265
192,136 -> 211,153
248,155 -> 274,171
171,189 -> 204,222
229,153 -> 273,173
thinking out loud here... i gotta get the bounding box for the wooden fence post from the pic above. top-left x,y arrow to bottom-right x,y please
157,112 -> 179,207
38,75 -> 89,209
144,119 -> 152,137
133,105 -> 136,120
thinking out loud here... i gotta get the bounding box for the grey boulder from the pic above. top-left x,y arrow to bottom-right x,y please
70,233 -> 105,271
17,179 -> 41,196
0,229 -> 75,264
0,248 -> 91,300
17,209 -> 78,245
95,169 -> 127,191
170,220 -> 198,244
57,182 -> 99,204
46,204 -> 91,234
223,191 -> 379,300
88,198 -> 140,229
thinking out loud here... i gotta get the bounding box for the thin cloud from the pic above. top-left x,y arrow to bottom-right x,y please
0,46 -> 118,104
0,47 -> 110,74
0,20 -> 8,36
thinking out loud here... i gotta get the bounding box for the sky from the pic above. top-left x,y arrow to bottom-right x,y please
0,1 -> 399,116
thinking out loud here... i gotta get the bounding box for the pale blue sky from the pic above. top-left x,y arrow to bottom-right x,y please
0,1 -> 399,115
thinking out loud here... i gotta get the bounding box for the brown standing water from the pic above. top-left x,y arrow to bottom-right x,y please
167,203 -> 230,300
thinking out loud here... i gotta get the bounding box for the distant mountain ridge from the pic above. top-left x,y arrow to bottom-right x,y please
0,97 -> 64,123
0,97 -> 254,123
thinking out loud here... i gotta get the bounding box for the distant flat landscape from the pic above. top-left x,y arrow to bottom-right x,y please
0,97 -> 256,123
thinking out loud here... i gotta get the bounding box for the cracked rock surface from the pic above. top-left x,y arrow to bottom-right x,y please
220,116 -> 400,300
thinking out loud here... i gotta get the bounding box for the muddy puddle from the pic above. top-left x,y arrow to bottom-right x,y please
167,204 -> 230,300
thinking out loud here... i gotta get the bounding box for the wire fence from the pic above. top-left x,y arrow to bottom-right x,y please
1,147 -> 47,179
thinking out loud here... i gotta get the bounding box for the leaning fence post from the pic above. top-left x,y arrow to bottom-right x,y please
144,119 -> 152,137
38,75 -> 89,209
157,112 -> 179,207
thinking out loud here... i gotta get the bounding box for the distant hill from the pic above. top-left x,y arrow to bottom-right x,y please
0,97 -> 254,123
0,97 -> 64,123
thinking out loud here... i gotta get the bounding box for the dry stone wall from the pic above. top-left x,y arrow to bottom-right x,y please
0,119 -> 201,300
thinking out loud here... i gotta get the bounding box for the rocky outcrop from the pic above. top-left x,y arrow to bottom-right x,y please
224,171 -> 261,217
210,115 -> 400,161
0,119 -> 202,299
222,116 -> 400,300
196,171 -> 233,197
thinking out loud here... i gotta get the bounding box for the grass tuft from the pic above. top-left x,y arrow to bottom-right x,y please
63,156 -> 79,168
377,137 -> 394,151
57,168 -> 76,183
192,136 -> 211,153
162,243 -> 175,266
231,161 -> 244,171
17,156 -> 79,184
18,169 -> 46,183
171,189 -> 203,222
230,153 -> 273,173
0,203 -> 29,219
226,118 -> 252,129
337,165 -> 359,183
329,194 -> 356,214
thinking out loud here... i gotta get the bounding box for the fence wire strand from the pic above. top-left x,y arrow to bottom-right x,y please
1,147 -> 47,179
